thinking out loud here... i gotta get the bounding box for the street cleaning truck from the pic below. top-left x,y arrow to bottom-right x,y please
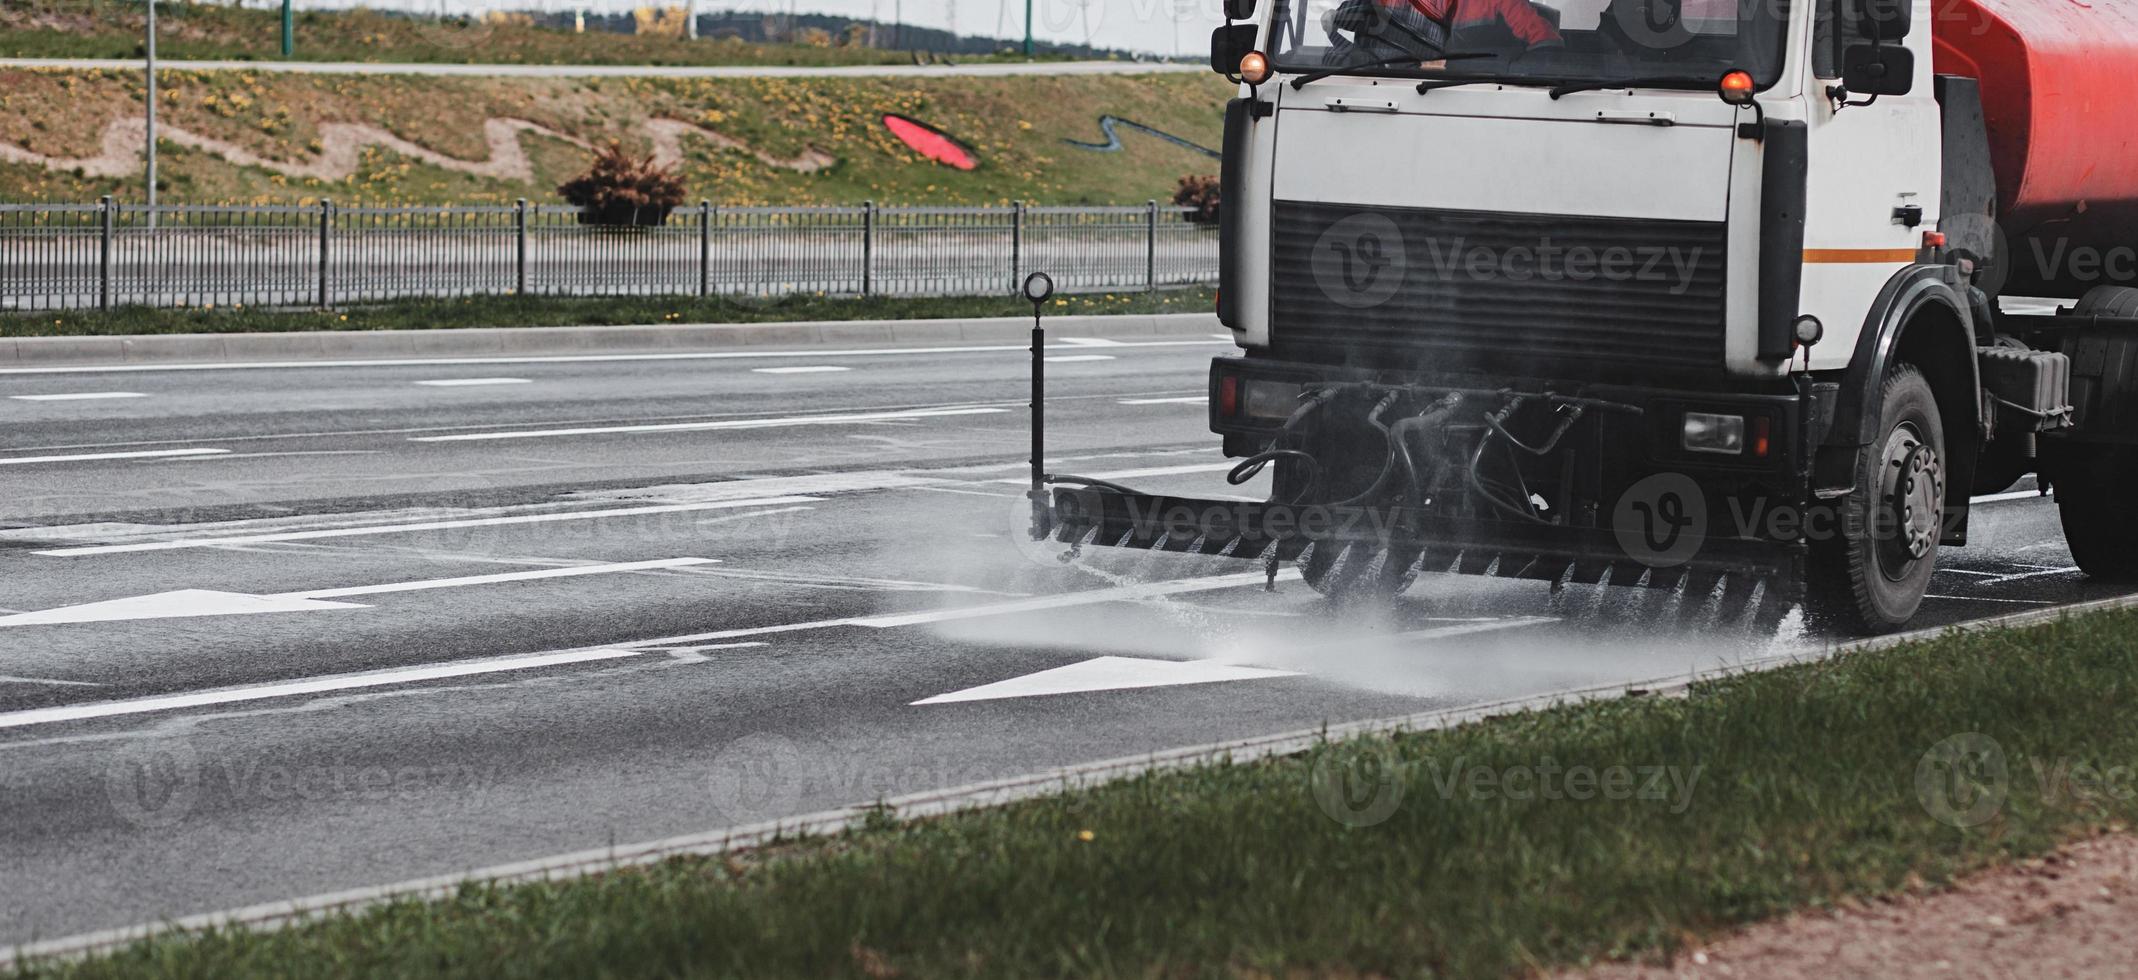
1029,0 -> 2138,632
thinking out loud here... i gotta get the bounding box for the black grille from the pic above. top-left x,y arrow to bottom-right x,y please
1269,201 -> 1728,381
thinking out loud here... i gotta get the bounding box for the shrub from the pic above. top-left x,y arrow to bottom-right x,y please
1174,173 -> 1220,225
557,142 -> 689,227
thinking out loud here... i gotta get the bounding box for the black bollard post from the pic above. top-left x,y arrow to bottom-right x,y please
1022,272 -> 1055,542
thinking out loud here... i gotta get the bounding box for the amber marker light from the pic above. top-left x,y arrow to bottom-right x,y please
1718,69 -> 1756,105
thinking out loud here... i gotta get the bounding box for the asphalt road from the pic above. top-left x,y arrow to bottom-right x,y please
0,328 -> 2123,948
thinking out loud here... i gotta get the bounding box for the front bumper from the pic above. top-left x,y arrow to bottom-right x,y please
1042,357 -> 1827,595
1048,487 -> 1807,595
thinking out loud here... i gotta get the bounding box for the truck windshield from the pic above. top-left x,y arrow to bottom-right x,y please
1267,0 -> 1789,90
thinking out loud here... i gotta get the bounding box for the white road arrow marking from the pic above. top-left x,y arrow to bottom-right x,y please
0,648 -> 645,731
0,558 -> 717,627
913,656 -> 1300,704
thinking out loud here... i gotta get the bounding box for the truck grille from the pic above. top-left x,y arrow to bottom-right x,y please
1268,201 -> 1729,381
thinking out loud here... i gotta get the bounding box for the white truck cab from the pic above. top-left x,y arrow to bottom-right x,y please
1030,0 -> 2138,633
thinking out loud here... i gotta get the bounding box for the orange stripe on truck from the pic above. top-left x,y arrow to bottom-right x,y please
1802,248 -> 1919,263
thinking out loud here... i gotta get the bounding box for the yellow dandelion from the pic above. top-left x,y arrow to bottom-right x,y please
1076,829 -> 1095,842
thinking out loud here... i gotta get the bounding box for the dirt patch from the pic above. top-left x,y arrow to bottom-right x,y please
1575,832 -> 2138,979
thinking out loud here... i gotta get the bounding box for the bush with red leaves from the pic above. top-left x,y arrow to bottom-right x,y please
1174,174 -> 1220,226
557,142 -> 689,227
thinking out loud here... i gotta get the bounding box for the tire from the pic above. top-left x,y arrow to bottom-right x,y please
2054,445 -> 2138,580
1806,365 -> 1947,634
2049,287 -> 2138,579
1299,541 -> 1420,602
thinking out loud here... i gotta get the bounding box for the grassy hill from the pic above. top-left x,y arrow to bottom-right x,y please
0,67 -> 1230,206
0,1 -> 1110,66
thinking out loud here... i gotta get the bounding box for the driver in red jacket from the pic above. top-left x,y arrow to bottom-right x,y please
1387,0 -> 1563,50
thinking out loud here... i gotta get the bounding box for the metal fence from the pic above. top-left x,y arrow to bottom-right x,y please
0,200 -> 1220,312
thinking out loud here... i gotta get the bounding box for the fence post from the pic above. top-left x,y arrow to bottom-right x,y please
514,198 -> 528,295
317,198 -> 332,308
1145,199 -> 1158,292
697,199 -> 711,298
98,195 -> 114,311
861,200 -> 875,296
1010,201 -> 1023,294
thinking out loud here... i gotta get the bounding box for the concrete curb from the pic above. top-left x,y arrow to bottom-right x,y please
0,313 -> 1227,370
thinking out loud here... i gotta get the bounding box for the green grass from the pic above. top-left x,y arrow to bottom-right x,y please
26,607 -> 2138,978
3,288 -> 1217,337
0,2 -> 1062,67
0,69 -> 1229,206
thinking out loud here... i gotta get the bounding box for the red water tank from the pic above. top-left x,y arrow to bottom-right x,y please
1935,0 -> 2138,295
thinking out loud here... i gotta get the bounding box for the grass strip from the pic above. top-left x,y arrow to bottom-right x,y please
2,289 -> 1216,338
27,607 -> 2138,978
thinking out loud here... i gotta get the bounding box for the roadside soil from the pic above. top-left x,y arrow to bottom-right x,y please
1577,832 -> 2138,979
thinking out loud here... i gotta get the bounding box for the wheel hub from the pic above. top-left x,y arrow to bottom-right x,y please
1881,426 -> 1944,570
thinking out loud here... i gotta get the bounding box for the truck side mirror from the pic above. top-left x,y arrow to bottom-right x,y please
1211,24 -> 1259,75
1842,42 -> 1914,96
1224,0 -> 1257,20
1851,0 -> 1911,41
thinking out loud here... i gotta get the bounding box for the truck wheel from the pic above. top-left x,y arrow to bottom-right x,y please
2054,446 -> 2138,579
1299,542 -> 1420,601
1806,365 -> 1946,633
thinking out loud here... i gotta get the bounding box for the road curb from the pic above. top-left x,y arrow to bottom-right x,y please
0,313 -> 1226,369
11,591 -> 2136,967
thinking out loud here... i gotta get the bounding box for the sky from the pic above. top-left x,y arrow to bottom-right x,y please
252,0 -> 1230,57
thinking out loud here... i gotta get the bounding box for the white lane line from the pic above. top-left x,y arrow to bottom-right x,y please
608,570 -> 1304,649
414,378 -> 531,387
1972,489 -> 2048,504
914,656 -> 1300,705
1044,354 -> 1117,363
408,406 -> 1007,443
8,392 -> 148,402
751,366 -> 852,375
1385,617 -> 1560,643
1058,337 -> 1128,347
0,339 -> 1230,376
288,557 -> 717,599
847,570 -> 1291,629
0,648 -> 644,731
990,462 -> 1239,485
0,675 -> 104,688
1119,396 -> 1204,405
0,559 -> 724,626
32,496 -> 818,557
158,450 -> 385,462
1977,566 -> 2081,586
1924,594 -> 2054,605
0,448 -> 228,466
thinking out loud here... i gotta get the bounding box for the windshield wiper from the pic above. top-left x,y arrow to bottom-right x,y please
1415,78 -> 1485,94
1290,52 -> 1499,90
1547,76 -> 1705,99
1289,55 -> 1424,90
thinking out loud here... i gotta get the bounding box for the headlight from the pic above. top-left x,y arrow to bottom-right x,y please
1682,412 -> 1745,455
1243,380 -> 1303,420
